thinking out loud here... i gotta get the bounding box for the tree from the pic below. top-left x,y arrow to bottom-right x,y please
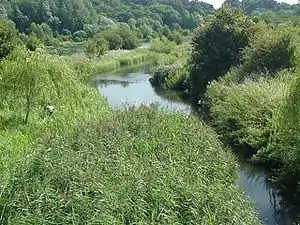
29,23 -> 54,46
162,25 -> 171,37
100,29 -> 124,50
223,0 -> 242,9
168,30 -> 183,45
189,6 -> 256,100
83,24 -> 98,38
138,24 -> 153,38
73,30 -> 88,42
243,23 -> 296,75
0,18 -> 18,60
117,27 -> 140,49
0,48 -> 78,124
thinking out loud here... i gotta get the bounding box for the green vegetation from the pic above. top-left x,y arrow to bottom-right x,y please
149,3 -> 300,184
185,5 -> 300,182
0,105 -> 261,224
1,0 -> 214,46
149,37 -> 176,54
207,70 -> 292,151
149,40 -> 191,92
0,21 -> 260,223
0,18 -> 18,59
69,48 -> 154,81
189,6 -> 256,99
25,34 -> 42,51
5,0 -> 300,222
85,36 -> 109,58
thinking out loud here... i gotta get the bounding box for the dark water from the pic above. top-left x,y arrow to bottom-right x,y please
90,65 -> 300,225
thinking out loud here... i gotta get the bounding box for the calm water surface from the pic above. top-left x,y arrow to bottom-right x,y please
90,64 -> 300,225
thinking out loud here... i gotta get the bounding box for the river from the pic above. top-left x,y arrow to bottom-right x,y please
90,64 -> 300,225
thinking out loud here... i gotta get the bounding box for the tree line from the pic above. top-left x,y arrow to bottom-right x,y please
0,0 -> 214,38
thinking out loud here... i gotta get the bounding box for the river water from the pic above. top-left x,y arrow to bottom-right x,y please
90,64 -> 300,225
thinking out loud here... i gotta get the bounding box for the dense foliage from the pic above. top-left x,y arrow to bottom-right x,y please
194,5 -> 300,183
188,6 -> 256,99
223,0 -> 300,25
0,18 -> 18,59
0,0 -> 214,38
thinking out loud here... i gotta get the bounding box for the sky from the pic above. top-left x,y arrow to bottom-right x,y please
201,0 -> 298,8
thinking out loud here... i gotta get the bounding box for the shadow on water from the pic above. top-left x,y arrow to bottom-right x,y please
90,64 -> 300,225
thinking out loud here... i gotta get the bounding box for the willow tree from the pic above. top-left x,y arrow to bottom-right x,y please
0,48 -> 79,124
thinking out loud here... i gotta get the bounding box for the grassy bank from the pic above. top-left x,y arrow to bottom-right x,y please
1,106 -> 261,224
206,67 -> 300,180
207,70 -> 293,151
0,47 -> 261,224
66,48 -> 155,81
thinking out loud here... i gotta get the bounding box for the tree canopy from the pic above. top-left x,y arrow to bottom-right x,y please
1,0 -> 215,36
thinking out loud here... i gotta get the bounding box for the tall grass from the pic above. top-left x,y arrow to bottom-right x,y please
260,73 -> 300,178
0,48 -> 112,212
207,70 -> 292,152
0,106 -> 261,224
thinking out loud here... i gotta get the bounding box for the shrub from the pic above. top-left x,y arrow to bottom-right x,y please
168,30 -> 184,45
73,30 -> 88,42
149,37 -> 176,54
150,63 -> 189,91
0,48 -> 80,124
118,27 -> 140,50
97,27 -> 140,50
26,34 -> 42,51
94,36 -> 109,56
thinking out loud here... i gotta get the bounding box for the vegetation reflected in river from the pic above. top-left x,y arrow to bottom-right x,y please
90,64 -> 300,225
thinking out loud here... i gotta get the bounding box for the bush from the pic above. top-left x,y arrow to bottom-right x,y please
96,27 -> 140,50
94,36 -> 109,56
118,27 -> 140,50
150,63 -> 189,91
149,37 -> 176,54
73,30 -> 88,42
0,48 -> 80,124
26,34 -> 42,51
101,30 -> 124,50
168,30 -> 183,45
0,106 -> 261,224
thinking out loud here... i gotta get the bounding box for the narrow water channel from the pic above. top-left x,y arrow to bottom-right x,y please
90,64 -> 300,225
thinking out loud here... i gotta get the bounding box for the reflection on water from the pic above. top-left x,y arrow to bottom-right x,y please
239,159 -> 300,225
90,64 -> 300,225
91,64 -> 191,113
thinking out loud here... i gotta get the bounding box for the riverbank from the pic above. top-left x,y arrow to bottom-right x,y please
0,48 -> 261,224
148,9 -> 300,188
93,63 -> 300,224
